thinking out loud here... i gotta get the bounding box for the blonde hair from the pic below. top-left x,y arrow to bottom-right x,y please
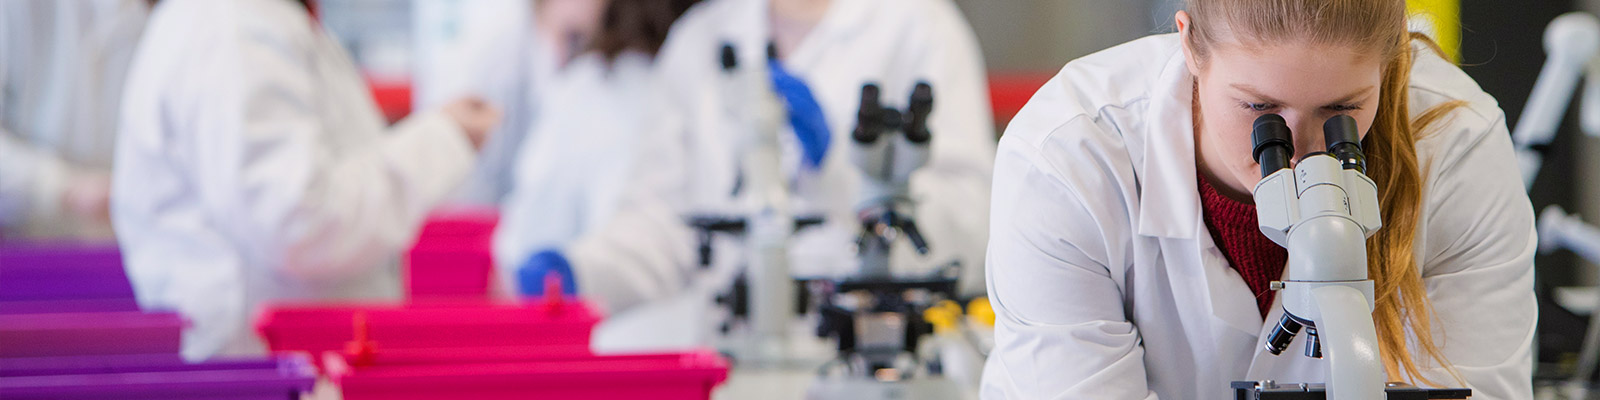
1185,0 -> 1466,385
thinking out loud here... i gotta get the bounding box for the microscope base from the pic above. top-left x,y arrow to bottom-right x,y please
807,376 -> 969,400
1230,381 -> 1471,400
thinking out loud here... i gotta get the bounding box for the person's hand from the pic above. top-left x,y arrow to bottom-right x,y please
442,97 -> 502,150
61,171 -> 111,225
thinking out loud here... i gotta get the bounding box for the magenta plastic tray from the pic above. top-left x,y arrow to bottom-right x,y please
0,353 -> 315,399
0,311 -> 184,358
330,348 -> 729,400
256,298 -> 602,358
405,209 -> 498,299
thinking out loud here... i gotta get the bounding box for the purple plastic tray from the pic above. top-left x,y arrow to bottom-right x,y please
0,311 -> 184,358
0,353 -> 316,399
0,241 -> 138,314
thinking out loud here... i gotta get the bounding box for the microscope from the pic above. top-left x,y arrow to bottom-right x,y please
689,42 -> 824,365
803,81 -> 971,400
1231,114 -> 1470,399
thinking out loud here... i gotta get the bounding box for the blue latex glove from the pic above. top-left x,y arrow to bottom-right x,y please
517,249 -> 578,296
768,59 -> 831,169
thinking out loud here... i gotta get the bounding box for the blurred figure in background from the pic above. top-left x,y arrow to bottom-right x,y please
494,0 -> 702,295
506,0 -> 995,345
111,0 -> 501,360
445,0 -> 612,206
0,0 -> 148,240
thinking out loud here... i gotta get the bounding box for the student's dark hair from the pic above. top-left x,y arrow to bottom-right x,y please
589,0 -> 701,62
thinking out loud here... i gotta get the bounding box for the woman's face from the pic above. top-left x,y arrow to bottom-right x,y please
1178,13 -> 1383,200
535,0 -> 611,60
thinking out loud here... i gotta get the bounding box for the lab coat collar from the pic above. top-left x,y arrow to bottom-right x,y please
1138,38 -> 1269,342
1135,45 -> 1202,240
722,0 -> 863,70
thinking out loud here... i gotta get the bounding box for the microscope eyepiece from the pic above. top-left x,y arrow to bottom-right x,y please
904,82 -> 934,144
1251,114 -> 1294,178
854,84 -> 885,143
1322,115 -> 1365,173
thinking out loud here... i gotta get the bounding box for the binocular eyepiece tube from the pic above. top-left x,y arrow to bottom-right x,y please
1251,114 -> 1294,178
1250,114 -> 1368,177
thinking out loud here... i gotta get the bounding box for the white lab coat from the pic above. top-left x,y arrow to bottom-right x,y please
982,34 -> 1536,400
447,14 -> 559,206
554,0 -> 996,317
0,0 -> 146,238
493,51 -> 664,288
112,0 -> 476,360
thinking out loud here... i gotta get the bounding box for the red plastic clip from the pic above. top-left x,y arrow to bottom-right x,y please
539,271 -> 565,314
343,311 -> 378,366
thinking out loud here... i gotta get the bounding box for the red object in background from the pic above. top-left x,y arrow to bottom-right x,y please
366,76 -> 412,124
405,208 -> 500,299
987,71 -> 1055,131
366,71 -> 1053,134
327,348 -> 729,400
254,298 -> 602,361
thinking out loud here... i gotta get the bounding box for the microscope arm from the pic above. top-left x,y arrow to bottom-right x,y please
1310,285 -> 1386,400
1512,12 -> 1600,190
1541,205 -> 1600,263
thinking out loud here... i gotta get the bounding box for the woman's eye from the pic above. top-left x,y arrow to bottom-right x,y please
1241,102 -> 1275,112
1325,104 -> 1362,112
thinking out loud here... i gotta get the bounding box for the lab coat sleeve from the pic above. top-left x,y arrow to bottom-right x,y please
492,92 -> 584,289
218,26 -> 477,283
981,123 -> 1158,400
906,0 -> 998,296
559,99 -> 697,314
1412,111 -> 1536,400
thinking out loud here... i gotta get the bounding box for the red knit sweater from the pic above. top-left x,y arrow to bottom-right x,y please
1198,174 -> 1288,318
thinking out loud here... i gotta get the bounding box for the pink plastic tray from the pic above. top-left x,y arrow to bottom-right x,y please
405,208 -> 498,299
255,297 -> 602,358
329,348 -> 729,400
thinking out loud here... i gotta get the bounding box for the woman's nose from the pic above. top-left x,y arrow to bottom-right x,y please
1287,117 -> 1327,166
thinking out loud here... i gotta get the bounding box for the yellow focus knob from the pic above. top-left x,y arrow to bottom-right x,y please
923,300 -> 963,333
967,297 -> 995,327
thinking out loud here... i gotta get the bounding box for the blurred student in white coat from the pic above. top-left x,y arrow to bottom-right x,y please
0,0 -> 147,239
112,0 -> 501,360
493,0 -> 701,295
440,0 -> 611,206
982,0 -> 1535,398
505,0 -> 995,326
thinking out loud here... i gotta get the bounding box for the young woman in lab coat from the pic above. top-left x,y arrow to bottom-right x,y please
500,0 -> 996,350
983,0 -> 1534,399
493,0 -> 702,295
441,0 -> 610,206
112,0 -> 501,360
0,0 -> 147,239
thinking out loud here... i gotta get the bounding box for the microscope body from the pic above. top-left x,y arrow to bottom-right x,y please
850,82 -> 934,278
805,82 -> 970,400
1250,115 -> 1385,400
705,42 -> 797,364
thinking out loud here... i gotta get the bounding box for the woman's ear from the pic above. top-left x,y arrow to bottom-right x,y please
1176,11 -> 1201,78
